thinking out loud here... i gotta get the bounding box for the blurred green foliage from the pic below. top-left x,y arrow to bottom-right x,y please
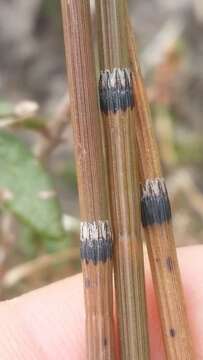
0,99 -> 13,116
63,160 -> 78,192
175,138 -> 203,165
0,132 -> 64,238
19,223 -> 70,259
41,0 -> 61,29
42,0 -> 58,18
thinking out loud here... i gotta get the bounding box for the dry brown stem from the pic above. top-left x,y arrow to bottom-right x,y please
127,19 -> 194,359
61,1 -> 115,359
96,1 -> 150,358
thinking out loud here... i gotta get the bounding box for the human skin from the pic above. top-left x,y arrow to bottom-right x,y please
0,246 -> 202,359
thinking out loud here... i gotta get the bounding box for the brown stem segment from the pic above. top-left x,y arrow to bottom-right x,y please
96,1 -> 150,359
127,19 -> 194,359
81,221 -> 114,360
61,2 -> 115,359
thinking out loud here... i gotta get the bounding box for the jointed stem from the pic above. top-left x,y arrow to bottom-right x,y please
96,1 -> 150,359
61,1 -> 115,359
127,18 -> 194,359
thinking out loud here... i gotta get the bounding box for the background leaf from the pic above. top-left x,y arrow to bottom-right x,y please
0,131 -> 63,238
0,100 -> 13,116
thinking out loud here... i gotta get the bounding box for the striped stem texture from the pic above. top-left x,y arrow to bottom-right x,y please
61,1 -> 115,359
96,1 -> 150,359
127,19 -> 194,359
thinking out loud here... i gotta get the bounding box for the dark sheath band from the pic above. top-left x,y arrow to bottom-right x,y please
80,221 -> 113,265
99,68 -> 134,114
141,178 -> 172,227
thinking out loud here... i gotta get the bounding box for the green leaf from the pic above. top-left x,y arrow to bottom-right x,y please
0,100 -> 13,116
43,235 -> 70,253
63,160 -> 77,192
0,131 -> 63,238
19,224 -> 40,259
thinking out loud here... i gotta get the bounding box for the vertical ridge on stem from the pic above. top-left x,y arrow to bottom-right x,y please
61,1 -> 115,359
127,18 -> 194,359
96,1 -> 150,359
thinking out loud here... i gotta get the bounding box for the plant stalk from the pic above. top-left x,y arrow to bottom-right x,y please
61,1 -> 115,359
96,1 -> 150,359
127,18 -> 194,359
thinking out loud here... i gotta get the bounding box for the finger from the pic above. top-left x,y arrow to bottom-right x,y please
0,246 -> 202,359
0,274 -> 85,360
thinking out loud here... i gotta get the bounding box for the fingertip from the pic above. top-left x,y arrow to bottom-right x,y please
1,246 -> 203,359
0,274 -> 86,360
